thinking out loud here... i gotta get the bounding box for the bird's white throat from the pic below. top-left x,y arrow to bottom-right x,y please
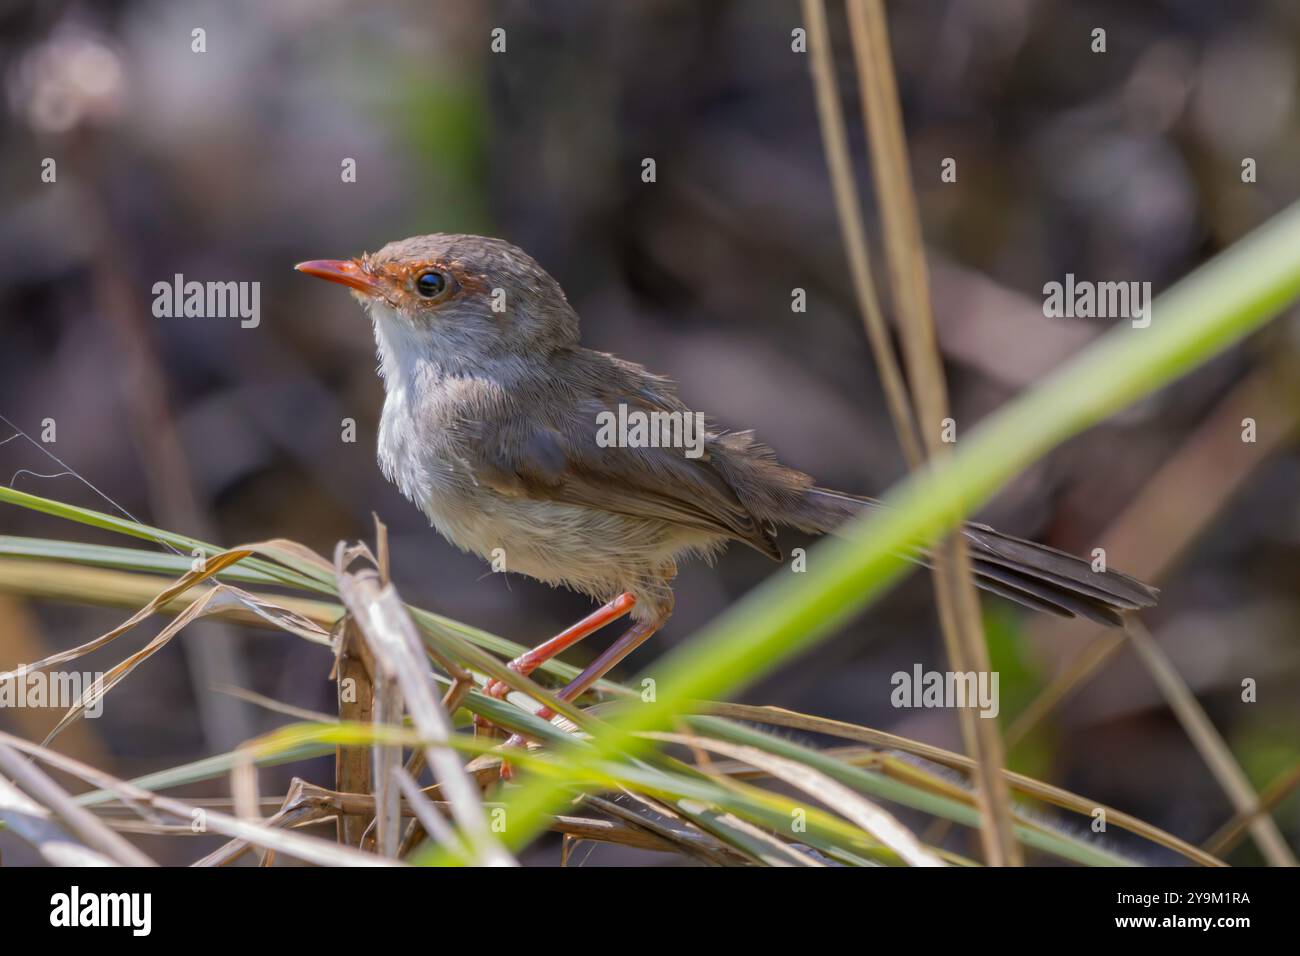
367,300 -> 430,392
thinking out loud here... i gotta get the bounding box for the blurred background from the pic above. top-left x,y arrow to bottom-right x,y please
1,0 -> 1298,865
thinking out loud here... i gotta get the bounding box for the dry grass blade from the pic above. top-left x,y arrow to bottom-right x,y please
0,556 -> 335,632
334,618 -> 375,848
334,543 -> 515,866
0,739 -> 156,865
393,765 -> 459,852
353,582 -> 404,858
703,702 -> 1223,866
1008,359 -> 1300,746
844,0 -> 1020,865
0,775 -> 118,866
196,780 -> 711,857
174,781 -> 715,860
1124,619 -> 1296,866
0,531 -> 616,715
1204,761 -> 1300,858
192,778 -> 334,867
650,731 -> 942,867
40,581 -> 328,746
553,813 -> 707,855
801,0 -> 1020,866
0,540 -> 331,747
0,730 -> 399,866
254,538 -> 336,579
0,546 -> 254,686
372,686 -> 403,857
230,739 -> 264,833
0,558 -> 342,632
578,793 -> 751,866
800,0 -> 923,467
679,804 -> 823,866
213,683 -> 336,723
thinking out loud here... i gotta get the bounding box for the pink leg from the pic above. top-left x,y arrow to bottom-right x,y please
540,617 -> 661,717
485,592 -> 637,700
497,615 -> 665,777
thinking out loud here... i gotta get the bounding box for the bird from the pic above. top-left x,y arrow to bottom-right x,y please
296,233 -> 1157,717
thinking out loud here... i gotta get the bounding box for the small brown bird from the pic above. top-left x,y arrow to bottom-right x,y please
297,234 -> 1156,713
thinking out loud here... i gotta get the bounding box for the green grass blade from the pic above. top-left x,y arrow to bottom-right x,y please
490,197 -> 1300,857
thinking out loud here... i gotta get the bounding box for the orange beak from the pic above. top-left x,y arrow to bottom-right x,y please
294,259 -> 384,296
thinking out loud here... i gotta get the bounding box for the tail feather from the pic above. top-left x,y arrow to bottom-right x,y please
959,564 -> 1123,626
967,561 -> 1126,627
789,487 -> 1158,627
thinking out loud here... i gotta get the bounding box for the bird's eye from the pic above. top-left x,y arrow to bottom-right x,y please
415,271 -> 447,298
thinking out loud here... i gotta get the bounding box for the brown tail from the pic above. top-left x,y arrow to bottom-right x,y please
788,487 -> 1158,627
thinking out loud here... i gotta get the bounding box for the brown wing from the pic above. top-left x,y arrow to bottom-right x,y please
449,369 -> 781,559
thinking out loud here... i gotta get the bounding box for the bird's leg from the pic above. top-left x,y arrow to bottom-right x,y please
475,593 -> 637,738
545,615 -> 663,712
496,612 -> 667,777
484,592 -> 637,699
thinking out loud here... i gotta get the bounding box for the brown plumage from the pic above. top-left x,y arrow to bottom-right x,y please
297,234 -> 1157,697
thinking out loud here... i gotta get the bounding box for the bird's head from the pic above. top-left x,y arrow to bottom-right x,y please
296,233 -> 580,373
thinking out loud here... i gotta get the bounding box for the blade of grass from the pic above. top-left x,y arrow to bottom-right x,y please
0,522 -> 613,689
845,0 -> 1019,865
649,731 -> 943,866
485,192 -> 1300,858
1124,619 -> 1296,865
1204,761 -> 1300,858
0,536 -> 286,583
1006,358 -> 1300,745
0,487 -> 328,594
0,740 -> 156,866
0,729 -> 398,866
694,703 -> 1221,866
576,793 -> 751,865
0,556 -> 343,633
800,0 -> 923,467
334,543 -> 514,866
0,776 -> 118,866
662,716 -> 1135,866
